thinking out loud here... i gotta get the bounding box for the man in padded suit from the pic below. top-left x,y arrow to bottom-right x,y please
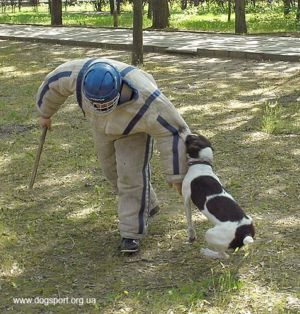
36,57 -> 190,253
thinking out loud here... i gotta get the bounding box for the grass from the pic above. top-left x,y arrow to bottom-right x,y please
0,3 -> 300,33
261,102 -> 283,134
261,101 -> 300,134
0,40 -> 300,313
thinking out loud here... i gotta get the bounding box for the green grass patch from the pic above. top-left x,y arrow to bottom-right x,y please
261,101 -> 300,134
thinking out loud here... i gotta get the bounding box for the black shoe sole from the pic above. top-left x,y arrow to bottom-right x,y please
120,238 -> 140,253
121,248 -> 139,253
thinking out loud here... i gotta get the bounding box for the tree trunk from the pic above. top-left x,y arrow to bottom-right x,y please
48,0 -> 52,14
109,0 -> 121,15
93,0 -> 103,12
235,0 -> 247,34
113,0 -> 118,27
181,0 -> 188,10
132,0 -> 143,66
283,0 -> 291,15
51,0 -> 62,25
117,0 -> 121,14
228,0 -> 231,22
109,0 -> 113,14
147,0 -> 152,19
152,0 -> 169,29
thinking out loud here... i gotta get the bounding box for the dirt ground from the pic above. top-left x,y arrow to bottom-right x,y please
0,40 -> 299,313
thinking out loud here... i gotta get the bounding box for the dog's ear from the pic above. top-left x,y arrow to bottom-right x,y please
185,134 -> 200,156
185,134 -> 213,158
185,134 -> 193,146
185,133 -> 199,144
195,134 -> 212,149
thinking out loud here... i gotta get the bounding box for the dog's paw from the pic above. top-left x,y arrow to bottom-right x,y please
187,227 -> 196,243
188,235 -> 196,243
201,248 -> 229,259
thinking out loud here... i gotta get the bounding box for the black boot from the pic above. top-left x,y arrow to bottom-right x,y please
121,238 -> 140,253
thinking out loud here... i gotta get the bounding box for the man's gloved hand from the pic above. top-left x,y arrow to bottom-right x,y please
39,117 -> 52,130
171,182 -> 182,196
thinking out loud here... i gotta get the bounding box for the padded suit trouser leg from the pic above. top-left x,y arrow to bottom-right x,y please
91,130 -> 118,192
114,133 -> 159,239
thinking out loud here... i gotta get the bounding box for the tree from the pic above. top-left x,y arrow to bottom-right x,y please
109,0 -> 121,15
283,0 -> 291,16
113,0 -> 118,27
51,0 -> 62,26
108,0 -> 119,27
93,0 -> 104,12
152,0 -> 169,29
235,0 -> 247,34
228,0 -> 232,22
147,0 -> 152,19
297,0 -> 300,21
132,0 -> 143,65
181,0 -> 188,10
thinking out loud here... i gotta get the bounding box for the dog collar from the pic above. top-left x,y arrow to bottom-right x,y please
188,160 -> 212,167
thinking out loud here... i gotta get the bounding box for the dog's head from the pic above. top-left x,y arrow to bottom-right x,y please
205,219 -> 255,253
185,133 -> 214,163
229,220 -> 255,250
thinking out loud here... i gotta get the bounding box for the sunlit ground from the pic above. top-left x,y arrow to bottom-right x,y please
0,40 -> 299,313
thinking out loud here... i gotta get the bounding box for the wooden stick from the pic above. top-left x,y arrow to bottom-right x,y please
28,127 -> 48,189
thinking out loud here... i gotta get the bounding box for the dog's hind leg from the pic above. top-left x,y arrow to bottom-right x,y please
184,197 -> 196,242
200,248 -> 229,259
202,226 -> 230,259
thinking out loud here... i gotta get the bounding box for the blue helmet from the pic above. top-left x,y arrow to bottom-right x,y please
83,62 -> 122,114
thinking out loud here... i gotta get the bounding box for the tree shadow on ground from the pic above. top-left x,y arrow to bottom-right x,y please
0,41 -> 299,313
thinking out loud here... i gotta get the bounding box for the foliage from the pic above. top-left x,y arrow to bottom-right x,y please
0,40 -> 299,313
0,2 -> 299,33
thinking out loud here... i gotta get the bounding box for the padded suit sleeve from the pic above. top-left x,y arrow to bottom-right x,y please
35,61 -> 82,118
146,93 -> 190,183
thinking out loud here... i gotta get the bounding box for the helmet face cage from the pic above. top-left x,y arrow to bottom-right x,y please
90,93 -> 120,114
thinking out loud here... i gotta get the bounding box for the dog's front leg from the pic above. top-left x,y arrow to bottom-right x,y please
184,197 -> 196,243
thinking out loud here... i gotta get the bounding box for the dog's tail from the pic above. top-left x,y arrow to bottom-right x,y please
243,235 -> 254,245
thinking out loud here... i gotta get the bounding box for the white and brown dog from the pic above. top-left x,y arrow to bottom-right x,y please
181,134 -> 255,259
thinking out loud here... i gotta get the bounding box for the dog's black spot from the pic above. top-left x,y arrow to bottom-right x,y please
206,196 -> 246,222
229,224 -> 255,249
185,134 -> 212,158
191,176 -> 223,210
